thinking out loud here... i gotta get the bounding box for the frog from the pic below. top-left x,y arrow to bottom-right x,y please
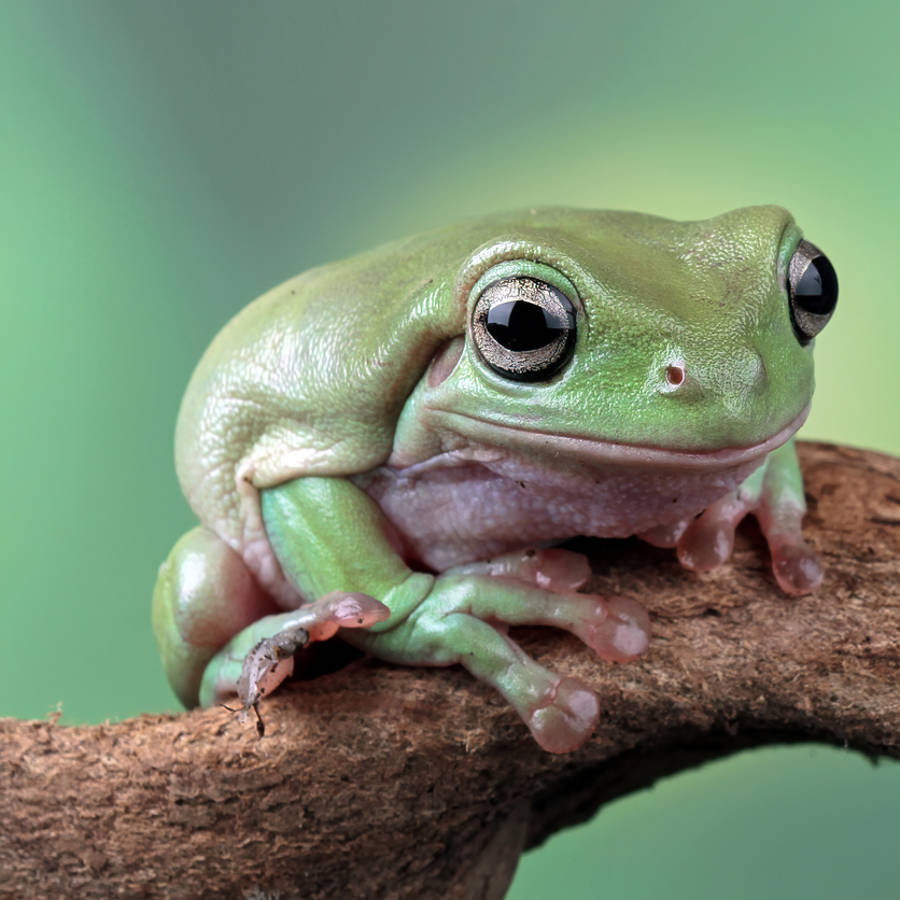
152,205 -> 838,753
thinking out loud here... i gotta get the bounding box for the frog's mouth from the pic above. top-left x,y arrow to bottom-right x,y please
437,403 -> 810,471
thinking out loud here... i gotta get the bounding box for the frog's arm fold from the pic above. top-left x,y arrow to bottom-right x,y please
260,476 -> 435,631
202,476 -> 650,753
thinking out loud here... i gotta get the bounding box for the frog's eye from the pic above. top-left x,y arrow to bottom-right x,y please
471,277 -> 576,382
786,240 -> 838,345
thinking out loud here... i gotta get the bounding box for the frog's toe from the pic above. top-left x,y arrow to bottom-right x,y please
303,590 -> 390,641
676,514 -> 736,572
769,537 -> 823,596
638,518 -> 690,548
526,676 -> 600,754
450,547 -> 591,593
525,548 -> 592,592
574,594 -> 651,662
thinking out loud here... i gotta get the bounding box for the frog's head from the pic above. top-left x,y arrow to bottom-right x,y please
396,206 -> 837,470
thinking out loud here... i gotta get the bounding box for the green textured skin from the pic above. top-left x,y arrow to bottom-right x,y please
173,205 -> 810,546
154,206 -> 825,751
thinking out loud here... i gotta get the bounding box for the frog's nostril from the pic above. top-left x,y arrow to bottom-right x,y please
658,360 -> 688,394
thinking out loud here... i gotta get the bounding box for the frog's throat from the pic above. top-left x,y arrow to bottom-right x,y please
435,403 -> 810,471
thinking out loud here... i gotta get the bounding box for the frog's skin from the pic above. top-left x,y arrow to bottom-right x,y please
153,206 -> 838,753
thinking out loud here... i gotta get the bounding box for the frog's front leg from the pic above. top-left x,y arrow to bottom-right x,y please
232,476 -> 650,753
346,570 -> 649,752
643,439 -> 822,595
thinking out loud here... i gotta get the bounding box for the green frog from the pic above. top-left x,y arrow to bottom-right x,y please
153,206 -> 837,752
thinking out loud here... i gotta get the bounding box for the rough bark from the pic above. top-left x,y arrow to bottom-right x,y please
1,442 -> 898,900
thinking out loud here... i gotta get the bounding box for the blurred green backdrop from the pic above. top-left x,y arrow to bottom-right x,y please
1,1 -> 897,897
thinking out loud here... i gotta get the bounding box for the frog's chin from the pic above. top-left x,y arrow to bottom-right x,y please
440,403 -> 810,471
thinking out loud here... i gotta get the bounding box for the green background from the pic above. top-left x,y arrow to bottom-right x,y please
1,1 -> 897,897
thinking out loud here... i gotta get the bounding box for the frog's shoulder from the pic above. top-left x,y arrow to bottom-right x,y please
172,217 -> 502,537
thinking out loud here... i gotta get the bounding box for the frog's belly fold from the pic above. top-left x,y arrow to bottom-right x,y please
355,454 -> 764,572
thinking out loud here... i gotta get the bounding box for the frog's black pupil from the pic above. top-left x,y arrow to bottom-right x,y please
485,300 -> 568,351
794,254 -> 838,316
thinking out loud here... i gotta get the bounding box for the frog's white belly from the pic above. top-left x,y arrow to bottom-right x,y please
355,453 -> 764,571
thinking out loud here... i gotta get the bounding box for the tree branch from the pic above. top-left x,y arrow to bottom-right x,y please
1,443 -> 898,899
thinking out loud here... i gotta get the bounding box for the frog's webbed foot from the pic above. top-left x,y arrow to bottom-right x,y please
199,590 -> 390,719
674,482 -> 822,595
640,439 -> 822,596
347,561 -> 650,753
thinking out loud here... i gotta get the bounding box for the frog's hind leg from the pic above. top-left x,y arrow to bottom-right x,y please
152,526 -> 282,708
153,526 -> 390,712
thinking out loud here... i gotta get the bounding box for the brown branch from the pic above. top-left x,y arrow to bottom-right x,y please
1,443 -> 898,899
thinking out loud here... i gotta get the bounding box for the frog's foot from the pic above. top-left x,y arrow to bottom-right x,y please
475,638 -> 602,754
753,510 -> 823,596
518,673 -> 601,754
647,441 -> 823,596
675,489 -> 752,572
637,519 -> 690,549
348,573 -> 649,752
674,490 -> 822,594
199,591 -> 390,713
